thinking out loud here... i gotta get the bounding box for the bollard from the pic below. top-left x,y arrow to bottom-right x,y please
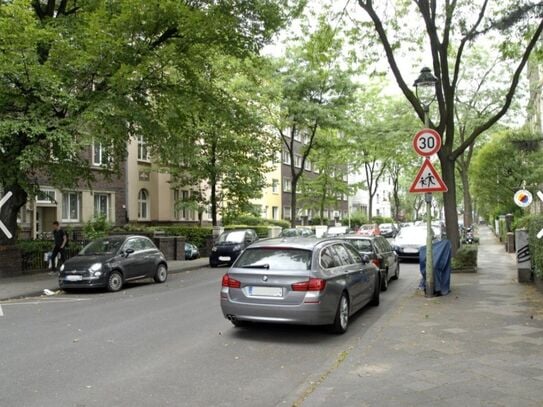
515,229 -> 532,283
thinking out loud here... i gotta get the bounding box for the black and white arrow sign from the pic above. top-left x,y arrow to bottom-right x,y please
0,191 -> 13,239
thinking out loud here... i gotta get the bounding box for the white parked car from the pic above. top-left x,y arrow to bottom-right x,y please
393,226 -> 435,261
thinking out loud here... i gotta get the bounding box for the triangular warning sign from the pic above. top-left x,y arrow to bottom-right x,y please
409,159 -> 448,193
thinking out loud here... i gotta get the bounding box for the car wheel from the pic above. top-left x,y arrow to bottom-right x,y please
370,275 -> 380,306
330,293 -> 349,334
381,269 -> 388,291
209,260 -> 218,268
154,264 -> 168,283
392,263 -> 400,280
107,271 -> 123,292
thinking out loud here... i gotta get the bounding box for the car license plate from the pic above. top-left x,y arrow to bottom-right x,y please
249,286 -> 283,297
219,256 -> 231,261
404,248 -> 419,254
65,275 -> 82,282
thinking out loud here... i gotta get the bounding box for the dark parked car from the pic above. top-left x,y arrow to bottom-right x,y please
210,229 -> 258,267
379,223 -> 398,238
59,235 -> 168,292
185,243 -> 200,260
220,237 -> 380,334
340,236 -> 399,291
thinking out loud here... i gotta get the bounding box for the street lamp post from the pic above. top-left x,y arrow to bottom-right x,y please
414,67 -> 438,298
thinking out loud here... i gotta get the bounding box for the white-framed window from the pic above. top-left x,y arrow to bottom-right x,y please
283,177 -> 292,192
36,189 -> 56,204
303,134 -> 311,145
92,142 -> 110,166
283,207 -> 291,220
138,189 -> 150,220
272,179 -> 279,193
62,192 -> 80,222
294,132 -> 302,142
294,154 -> 302,168
94,193 -> 110,219
304,160 -> 311,171
272,206 -> 279,220
282,150 -> 291,165
137,135 -> 150,162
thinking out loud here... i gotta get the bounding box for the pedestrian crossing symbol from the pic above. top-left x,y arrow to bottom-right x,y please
409,159 -> 448,193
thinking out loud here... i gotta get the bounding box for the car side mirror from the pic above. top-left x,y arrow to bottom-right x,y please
362,254 -> 370,264
124,248 -> 135,257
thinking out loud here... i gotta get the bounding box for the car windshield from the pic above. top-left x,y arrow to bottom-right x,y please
218,231 -> 246,244
345,239 -> 373,252
281,229 -> 300,237
235,248 -> 312,271
79,237 -> 124,255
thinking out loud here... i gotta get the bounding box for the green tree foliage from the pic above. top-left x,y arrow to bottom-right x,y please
0,0 -> 301,244
471,130 -> 543,219
355,0 -> 543,253
262,17 -> 357,227
298,130 -> 351,221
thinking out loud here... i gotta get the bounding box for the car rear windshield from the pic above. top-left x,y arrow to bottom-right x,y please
80,237 -> 124,255
218,231 -> 245,243
235,248 -> 312,271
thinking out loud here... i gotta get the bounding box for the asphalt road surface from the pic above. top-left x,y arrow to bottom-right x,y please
0,261 -> 421,407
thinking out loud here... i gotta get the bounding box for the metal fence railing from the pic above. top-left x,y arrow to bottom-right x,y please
21,241 -> 89,273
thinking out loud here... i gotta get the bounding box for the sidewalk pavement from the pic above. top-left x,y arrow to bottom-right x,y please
0,257 -> 209,301
294,227 -> 543,407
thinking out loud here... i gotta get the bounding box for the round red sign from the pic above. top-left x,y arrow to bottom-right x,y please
413,129 -> 441,157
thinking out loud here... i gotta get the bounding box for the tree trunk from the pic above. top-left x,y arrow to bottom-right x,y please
460,169 -> 473,227
210,139 -> 218,226
440,156 -> 460,254
0,184 -> 27,245
290,178 -> 297,228
368,196 -> 373,222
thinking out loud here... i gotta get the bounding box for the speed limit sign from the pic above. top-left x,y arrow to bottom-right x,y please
413,128 -> 441,157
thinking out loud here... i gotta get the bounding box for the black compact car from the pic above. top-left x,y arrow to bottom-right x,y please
209,229 -> 258,267
340,236 -> 399,291
59,235 -> 168,292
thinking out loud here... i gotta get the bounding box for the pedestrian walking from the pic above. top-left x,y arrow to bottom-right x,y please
49,221 -> 67,274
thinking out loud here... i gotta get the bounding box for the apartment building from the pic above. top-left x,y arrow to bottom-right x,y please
250,155 -> 282,221
281,133 -> 348,224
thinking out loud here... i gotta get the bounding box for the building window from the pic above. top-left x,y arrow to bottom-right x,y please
283,177 -> 292,192
138,189 -> 150,220
283,207 -> 291,220
294,132 -> 302,142
62,192 -> 80,222
272,179 -> 279,193
137,135 -> 150,162
272,207 -> 279,220
94,193 -> 110,219
36,189 -> 56,204
294,154 -> 302,168
304,160 -> 312,171
92,142 -> 110,166
376,193 -> 380,204
303,134 -> 311,145
282,150 -> 291,165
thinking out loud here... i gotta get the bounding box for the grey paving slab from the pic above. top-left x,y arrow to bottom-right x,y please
296,227 -> 543,407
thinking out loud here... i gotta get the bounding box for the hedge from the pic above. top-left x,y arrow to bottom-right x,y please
224,225 -> 270,238
18,239 -> 84,272
452,245 -> 478,272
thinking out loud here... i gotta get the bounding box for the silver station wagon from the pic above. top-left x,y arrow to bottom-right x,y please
220,237 -> 381,334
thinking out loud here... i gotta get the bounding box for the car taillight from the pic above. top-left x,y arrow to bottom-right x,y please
372,258 -> 381,268
291,278 -> 326,292
222,274 -> 241,288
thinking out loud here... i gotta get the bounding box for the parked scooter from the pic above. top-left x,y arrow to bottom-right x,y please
465,226 -> 474,244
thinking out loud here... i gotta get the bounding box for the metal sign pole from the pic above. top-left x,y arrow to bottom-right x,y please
423,107 -> 434,298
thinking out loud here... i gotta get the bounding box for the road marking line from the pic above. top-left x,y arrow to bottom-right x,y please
1,298 -> 91,306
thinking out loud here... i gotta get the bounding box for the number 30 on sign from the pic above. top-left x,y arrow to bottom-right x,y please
413,129 -> 441,157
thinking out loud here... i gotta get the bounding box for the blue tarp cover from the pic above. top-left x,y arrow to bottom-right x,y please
419,239 -> 452,295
